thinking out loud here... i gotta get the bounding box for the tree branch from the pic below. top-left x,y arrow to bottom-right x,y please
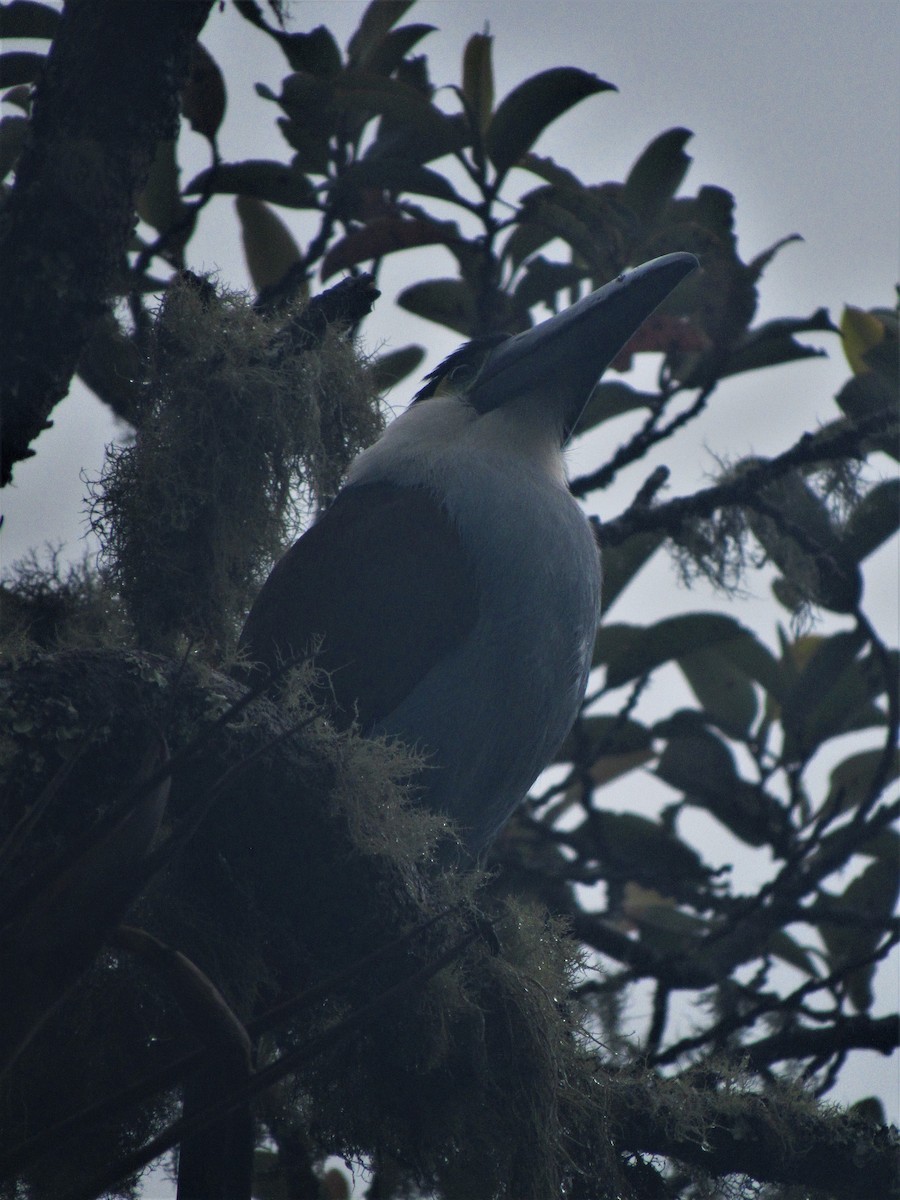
0,0 -> 214,485
607,1075 -> 899,1199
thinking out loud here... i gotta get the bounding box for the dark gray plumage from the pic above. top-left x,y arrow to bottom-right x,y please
239,254 -> 698,854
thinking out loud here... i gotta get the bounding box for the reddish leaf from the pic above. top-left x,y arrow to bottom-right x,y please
610,313 -> 708,371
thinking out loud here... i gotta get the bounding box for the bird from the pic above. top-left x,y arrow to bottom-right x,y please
238,253 -> 698,856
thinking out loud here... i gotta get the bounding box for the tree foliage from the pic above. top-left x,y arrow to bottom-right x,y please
0,3 -> 897,1199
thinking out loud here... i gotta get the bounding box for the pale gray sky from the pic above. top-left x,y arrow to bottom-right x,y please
2,0 -> 898,1167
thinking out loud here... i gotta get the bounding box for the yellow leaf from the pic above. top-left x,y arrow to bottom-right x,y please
235,195 -> 301,292
589,747 -> 654,787
462,32 -> 494,136
841,305 -> 884,374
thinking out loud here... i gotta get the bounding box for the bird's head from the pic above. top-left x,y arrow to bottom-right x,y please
411,252 -> 699,445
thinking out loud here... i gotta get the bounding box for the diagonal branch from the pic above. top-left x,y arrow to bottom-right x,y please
0,0 -> 214,485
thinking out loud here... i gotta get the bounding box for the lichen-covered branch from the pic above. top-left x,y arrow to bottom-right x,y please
607,1075 -> 899,1199
0,0 -> 214,485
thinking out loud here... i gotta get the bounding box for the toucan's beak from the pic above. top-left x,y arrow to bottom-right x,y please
471,252 -> 699,437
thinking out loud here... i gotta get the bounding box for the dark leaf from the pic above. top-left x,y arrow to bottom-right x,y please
622,127 -> 693,228
335,72 -> 462,147
836,372 -> 899,460
597,529 -> 666,617
656,730 -> 787,847
511,256 -> 588,313
346,0 -> 416,69
0,1 -> 59,39
367,107 -> 470,165
0,50 -> 45,88
369,344 -> 426,392
486,67 -> 615,176
136,139 -> 184,234
577,381 -> 659,436
824,748 -> 900,816
842,479 -> 900,563
364,23 -> 436,77
277,26 -> 344,75
590,811 -> 712,892
779,630 -> 889,759
678,626 -> 781,735
501,218 -> 556,273
766,930 -> 819,976
559,714 -> 653,762
185,160 -> 319,208
746,468 -> 862,613
182,42 -> 227,142
721,309 -> 836,378
336,156 -> 463,204
678,644 -> 758,736
321,215 -> 459,280
518,151 -> 584,189
593,613 -> 761,684
397,278 -> 476,336
818,857 -> 900,1011
747,232 -> 805,280
512,182 -> 629,278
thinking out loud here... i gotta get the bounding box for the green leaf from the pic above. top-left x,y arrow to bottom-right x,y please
347,0 -> 416,69
779,631 -> 890,760
656,729 -> 787,847
824,748 -> 900,816
0,1 -> 59,39
558,714 -> 653,762
745,468 -> 862,613
835,371 -> 899,460
0,50 -> 45,88
591,811 -> 711,891
185,160 -> 318,209
368,344 -> 425,393
321,215 -> 459,281
501,219 -> 556,274
486,67 -> 615,177
818,858 -> 900,1011
678,645 -> 758,736
766,930 -> 819,977
841,479 -> 900,562
235,196 -> 302,292
622,127 -> 693,227
397,278 -> 476,336
597,530 -> 666,617
594,613 -> 760,684
462,32 -> 494,136
315,71 -> 466,163
512,183 -> 623,277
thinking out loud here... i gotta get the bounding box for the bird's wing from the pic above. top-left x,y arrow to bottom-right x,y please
238,481 -> 479,730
